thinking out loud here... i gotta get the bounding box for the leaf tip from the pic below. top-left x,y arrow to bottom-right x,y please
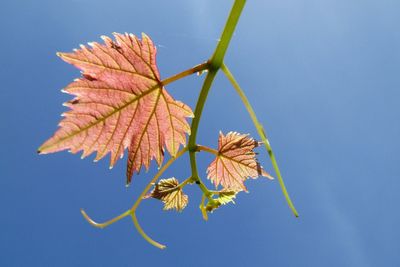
261,169 -> 274,180
141,32 -> 149,39
240,184 -> 249,193
37,144 -> 51,154
126,176 -> 132,187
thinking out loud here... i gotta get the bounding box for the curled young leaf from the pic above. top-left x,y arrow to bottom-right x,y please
38,33 -> 193,184
205,191 -> 237,213
144,178 -> 188,212
207,131 -> 273,191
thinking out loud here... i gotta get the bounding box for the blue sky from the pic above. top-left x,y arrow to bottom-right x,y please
1,0 -> 399,266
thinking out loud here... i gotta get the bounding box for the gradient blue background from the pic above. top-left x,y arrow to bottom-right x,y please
1,0 -> 399,266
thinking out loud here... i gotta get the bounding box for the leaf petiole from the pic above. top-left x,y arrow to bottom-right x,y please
196,145 -> 218,155
162,62 -> 209,86
146,176 -> 192,196
178,177 -> 193,189
208,190 -> 232,195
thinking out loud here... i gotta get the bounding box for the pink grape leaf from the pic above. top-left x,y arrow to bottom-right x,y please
144,178 -> 188,212
38,33 -> 193,184
207,131 -> 273,191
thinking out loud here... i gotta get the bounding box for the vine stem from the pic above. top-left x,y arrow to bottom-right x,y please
220,63 -> 299,217
81,146 -> 188,249
131,213 -> 166,249
128,146 -> 188,249
210,0 -> 246,70
80,209 -> 131,229
188,0 -> 246,198
79,0 -> 299,250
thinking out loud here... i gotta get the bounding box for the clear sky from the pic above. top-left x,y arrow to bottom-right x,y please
1,0 -> 400,266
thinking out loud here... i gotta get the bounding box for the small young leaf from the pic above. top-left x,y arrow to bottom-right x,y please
205,191 -> 237,213
144,178 -> 188,212
38,33 -> 193,184
207,131 -> 273,191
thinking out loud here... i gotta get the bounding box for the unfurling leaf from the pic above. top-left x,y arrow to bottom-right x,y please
207,131 -> 273,191
144,178 -> 188,212
38,33 -> 193,184
205,191 -> 237,213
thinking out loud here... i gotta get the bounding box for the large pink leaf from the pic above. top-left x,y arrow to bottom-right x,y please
207,132 -> 273,191
38,33 -> 193,184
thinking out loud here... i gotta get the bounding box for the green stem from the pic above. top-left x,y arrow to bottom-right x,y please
80,147 -> 188,249
210,0 -> 246,70
188,0 -> 246,201
80,209 -> 131,229
162,62 -> 209,86
188,71 -> 218,186
221,63 -> 299,217
129,146 -> 188,249
188,72 -> 218,153
131,213 -> 166,249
